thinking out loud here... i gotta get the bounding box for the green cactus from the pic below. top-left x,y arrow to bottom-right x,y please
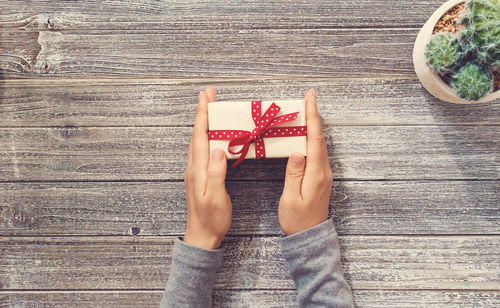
425,33 -> 465,73
460,0 -> 500,66
452,62 -> 493,100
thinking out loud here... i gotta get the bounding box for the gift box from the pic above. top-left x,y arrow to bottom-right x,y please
208,99 -> 307,166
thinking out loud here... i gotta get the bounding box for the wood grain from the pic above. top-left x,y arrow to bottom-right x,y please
0,0 -> 441,30
0,29 -> 417,78
1,126 -> 498,181
1,78 -> 499,127
0,235 -> 498,290
1,0 -> 499,305
1,181 -> 498,236
2,290 -> 499,308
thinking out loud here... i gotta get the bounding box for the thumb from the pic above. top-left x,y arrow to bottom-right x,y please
205,148 -> 228,196
283,153 -> 305,198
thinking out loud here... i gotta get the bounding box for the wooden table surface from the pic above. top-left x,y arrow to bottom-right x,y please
1,1 -> 499,307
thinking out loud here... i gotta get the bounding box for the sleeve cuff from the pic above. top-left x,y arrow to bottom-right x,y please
279,219 -> 337,254
172,238 -> 224,269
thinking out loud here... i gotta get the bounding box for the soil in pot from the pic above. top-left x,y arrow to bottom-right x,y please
433,3 -> 465,34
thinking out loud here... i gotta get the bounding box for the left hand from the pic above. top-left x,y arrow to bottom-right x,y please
183,87 -> 232,250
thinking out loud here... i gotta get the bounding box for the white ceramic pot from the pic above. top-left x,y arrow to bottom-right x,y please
413,0 -> 500,104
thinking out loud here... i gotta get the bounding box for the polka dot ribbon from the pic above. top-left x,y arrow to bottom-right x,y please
208,101 -> 307,167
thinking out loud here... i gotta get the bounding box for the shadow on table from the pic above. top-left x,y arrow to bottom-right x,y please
427,98 -> 499,224
428,97 -> 500,180
225,157 -> 287,238
428,95 -> 500,124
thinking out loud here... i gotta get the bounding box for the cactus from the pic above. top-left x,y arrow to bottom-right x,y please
460,0 -> 500,66
452,62 -> 493,100
425,33 -> 465,73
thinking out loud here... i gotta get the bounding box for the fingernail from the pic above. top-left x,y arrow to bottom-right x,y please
199,91 -> 204,99
212,148 -> 224,161
291,153 -> 304,165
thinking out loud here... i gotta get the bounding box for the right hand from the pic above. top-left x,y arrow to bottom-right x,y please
278,89 -> 334,236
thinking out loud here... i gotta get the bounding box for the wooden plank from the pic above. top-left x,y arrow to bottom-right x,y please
0,236 -> 498,290
0,29 -> 417,78
2,290 -> 500,307
0,0 -> 440,30
1,181 -> 498,236
0,126 -> 498,181
352,290 -> 500,307
1,78 -> 499,127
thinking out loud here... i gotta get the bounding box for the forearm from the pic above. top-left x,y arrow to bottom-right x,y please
160,239 -> 223,308
280,219 -> 354,308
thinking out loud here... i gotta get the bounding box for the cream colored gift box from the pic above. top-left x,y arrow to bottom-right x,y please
207,99 -> 307,162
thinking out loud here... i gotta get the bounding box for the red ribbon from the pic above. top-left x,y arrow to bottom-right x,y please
208,101 -> 306,167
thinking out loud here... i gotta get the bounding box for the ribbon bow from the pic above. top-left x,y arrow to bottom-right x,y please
208,101 -> 306,167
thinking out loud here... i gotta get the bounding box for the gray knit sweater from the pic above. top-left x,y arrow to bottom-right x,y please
160,219 -> 354,307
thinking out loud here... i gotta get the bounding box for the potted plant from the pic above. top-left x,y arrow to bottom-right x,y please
413,0 -> 500,103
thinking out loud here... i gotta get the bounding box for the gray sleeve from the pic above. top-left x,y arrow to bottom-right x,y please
280,219 -> 354,308
160,238 -> 223,308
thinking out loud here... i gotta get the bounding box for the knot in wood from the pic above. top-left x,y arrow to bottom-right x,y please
59,126 -> 78,138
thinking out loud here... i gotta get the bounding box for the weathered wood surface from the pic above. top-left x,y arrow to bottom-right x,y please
0,29 -> 417,78
1,126 -> 498,181
1,0 -> 499,305
1,236 -> 499,290
0,0 -> 440,30
2,290 -> 500,308
1,79 -> 499,127
1,181 -> 499,236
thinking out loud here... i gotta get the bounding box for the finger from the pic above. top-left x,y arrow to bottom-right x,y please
185,140 -> 195,207
282,153 -> 305,199
205,86 -> 216,102
192,91 -> 210,195
187,138 -> 193,169
205,148 -> 228,198
305,89 -> 329,173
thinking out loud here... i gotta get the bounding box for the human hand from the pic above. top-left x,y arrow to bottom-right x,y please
278,89 -> 333,236
183,87 -> 232,250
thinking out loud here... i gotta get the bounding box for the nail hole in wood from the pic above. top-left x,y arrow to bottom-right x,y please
60,125 -> 78,138
131,227 -> 140,235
